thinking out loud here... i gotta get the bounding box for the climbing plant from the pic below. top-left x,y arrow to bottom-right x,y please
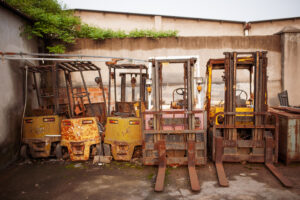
6,0 -> 178,53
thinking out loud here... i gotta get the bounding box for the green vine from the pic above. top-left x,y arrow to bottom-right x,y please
5,0 -> 178,53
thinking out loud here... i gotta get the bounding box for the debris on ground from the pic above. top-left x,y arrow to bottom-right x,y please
130,158 -> 142,166
240,173 -> 246,177
93,156 -> 112,164
19,159 -> 32,165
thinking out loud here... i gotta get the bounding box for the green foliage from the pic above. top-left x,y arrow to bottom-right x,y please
128,29 -> 178,38
78,25 -> 177,40
6,0 -> 178,53
6,0 -> 80,45
47,44 -> 66,54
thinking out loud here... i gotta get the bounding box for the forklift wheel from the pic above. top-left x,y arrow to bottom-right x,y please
103,144 -> 111,156
55,144 -> 63,159
96,144 -> 103,155
20,144 -> 29,159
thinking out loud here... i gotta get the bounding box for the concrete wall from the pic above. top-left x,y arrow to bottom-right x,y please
65,36 -> 282,106
74,10 -> 245,36
74,10 -> 300,37
250,19 -> 300,36
281,32 -> 300,106
0,6 -> 38,168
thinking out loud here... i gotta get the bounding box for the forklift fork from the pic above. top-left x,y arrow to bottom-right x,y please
187,140 -> 201,191
214,135 -> 292,188
154,140 -> 201,192
264,135 -> 293,187
215,136 -> 229,187
154,140 -> 167,192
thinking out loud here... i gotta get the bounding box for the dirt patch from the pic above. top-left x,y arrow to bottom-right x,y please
0,160 -> 299,200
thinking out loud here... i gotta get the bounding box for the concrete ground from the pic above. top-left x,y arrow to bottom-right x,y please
0,159 -> 300,200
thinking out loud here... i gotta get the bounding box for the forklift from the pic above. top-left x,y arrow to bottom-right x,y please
206,51 -> 292,187
143,56 -> 207,192
21,64 -> 63,159
104,62 -> 148,161
57,61 -> 106,161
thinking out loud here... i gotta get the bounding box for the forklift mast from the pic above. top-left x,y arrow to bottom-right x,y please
207,51 -> 292,188
27,64 -> 60,116
143,56 -> 207,192
57,61 -> 106,121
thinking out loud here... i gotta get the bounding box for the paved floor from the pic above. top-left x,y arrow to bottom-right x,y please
0,159 -> 299,200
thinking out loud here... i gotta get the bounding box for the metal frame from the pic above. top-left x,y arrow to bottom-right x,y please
207,52 -> 292,188
143,57 -> 207,192
106,63 -> 148,116
57,61 -> 106,119
27,64 -> 60,115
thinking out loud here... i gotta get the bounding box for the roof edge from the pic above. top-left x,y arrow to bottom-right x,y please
71,8 -> 300,24
70,8 -> 245,24
249,16 -> 300,24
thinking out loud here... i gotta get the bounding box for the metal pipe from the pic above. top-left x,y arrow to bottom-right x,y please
32,72 -> 41,107
113,67 -> 117,111
52,64 -> 60,114
20,65 -> 28,149
4,57 -> 115,62
1,51 -> 147,62
64,71 -> 73,117
97,69 -> 107,117
120,74 -> 126,102
79,69 -> 95,116
108,67 -> 111,115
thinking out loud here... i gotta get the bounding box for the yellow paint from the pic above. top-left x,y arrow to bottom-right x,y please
162,62 -> 169,66
23,115 -> 61,158
133,102 -> 145,117
104,117 -> 142,161
206,64 -> 212,108
210,106 -> 254,125
60,117 -> 101,161
197,85 -> 202,92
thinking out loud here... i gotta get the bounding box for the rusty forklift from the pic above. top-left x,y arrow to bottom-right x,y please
21,64 -> 63,159
143,56 -> 207,192
57,61 -> 106,161
206,51 -> 292,187
104,62 -> 148,161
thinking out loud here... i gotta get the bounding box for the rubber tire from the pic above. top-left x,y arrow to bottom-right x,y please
55,143 -> 63,159
20,144 -> 29,159
103,144 -> 111,156
96,144 -> 103,155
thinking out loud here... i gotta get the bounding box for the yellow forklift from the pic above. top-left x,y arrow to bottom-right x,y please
206,51 -> 292,187
21,64 -> 63,159
57,61 -> 106,161
103,62 -> 148,161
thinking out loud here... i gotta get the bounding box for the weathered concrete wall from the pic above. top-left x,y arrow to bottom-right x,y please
66,36 -> 282,106
74,10 -> 300,37
74,10 -> 245,36
250,19 -> 300,36
0,6 -> 38,168
281,32 -> 300,106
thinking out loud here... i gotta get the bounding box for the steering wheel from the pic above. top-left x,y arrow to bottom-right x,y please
236,89 -> 248,100
175,88 -> 186,96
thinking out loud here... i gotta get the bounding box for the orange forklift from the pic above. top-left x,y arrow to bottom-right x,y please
57,61 -> 106,161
